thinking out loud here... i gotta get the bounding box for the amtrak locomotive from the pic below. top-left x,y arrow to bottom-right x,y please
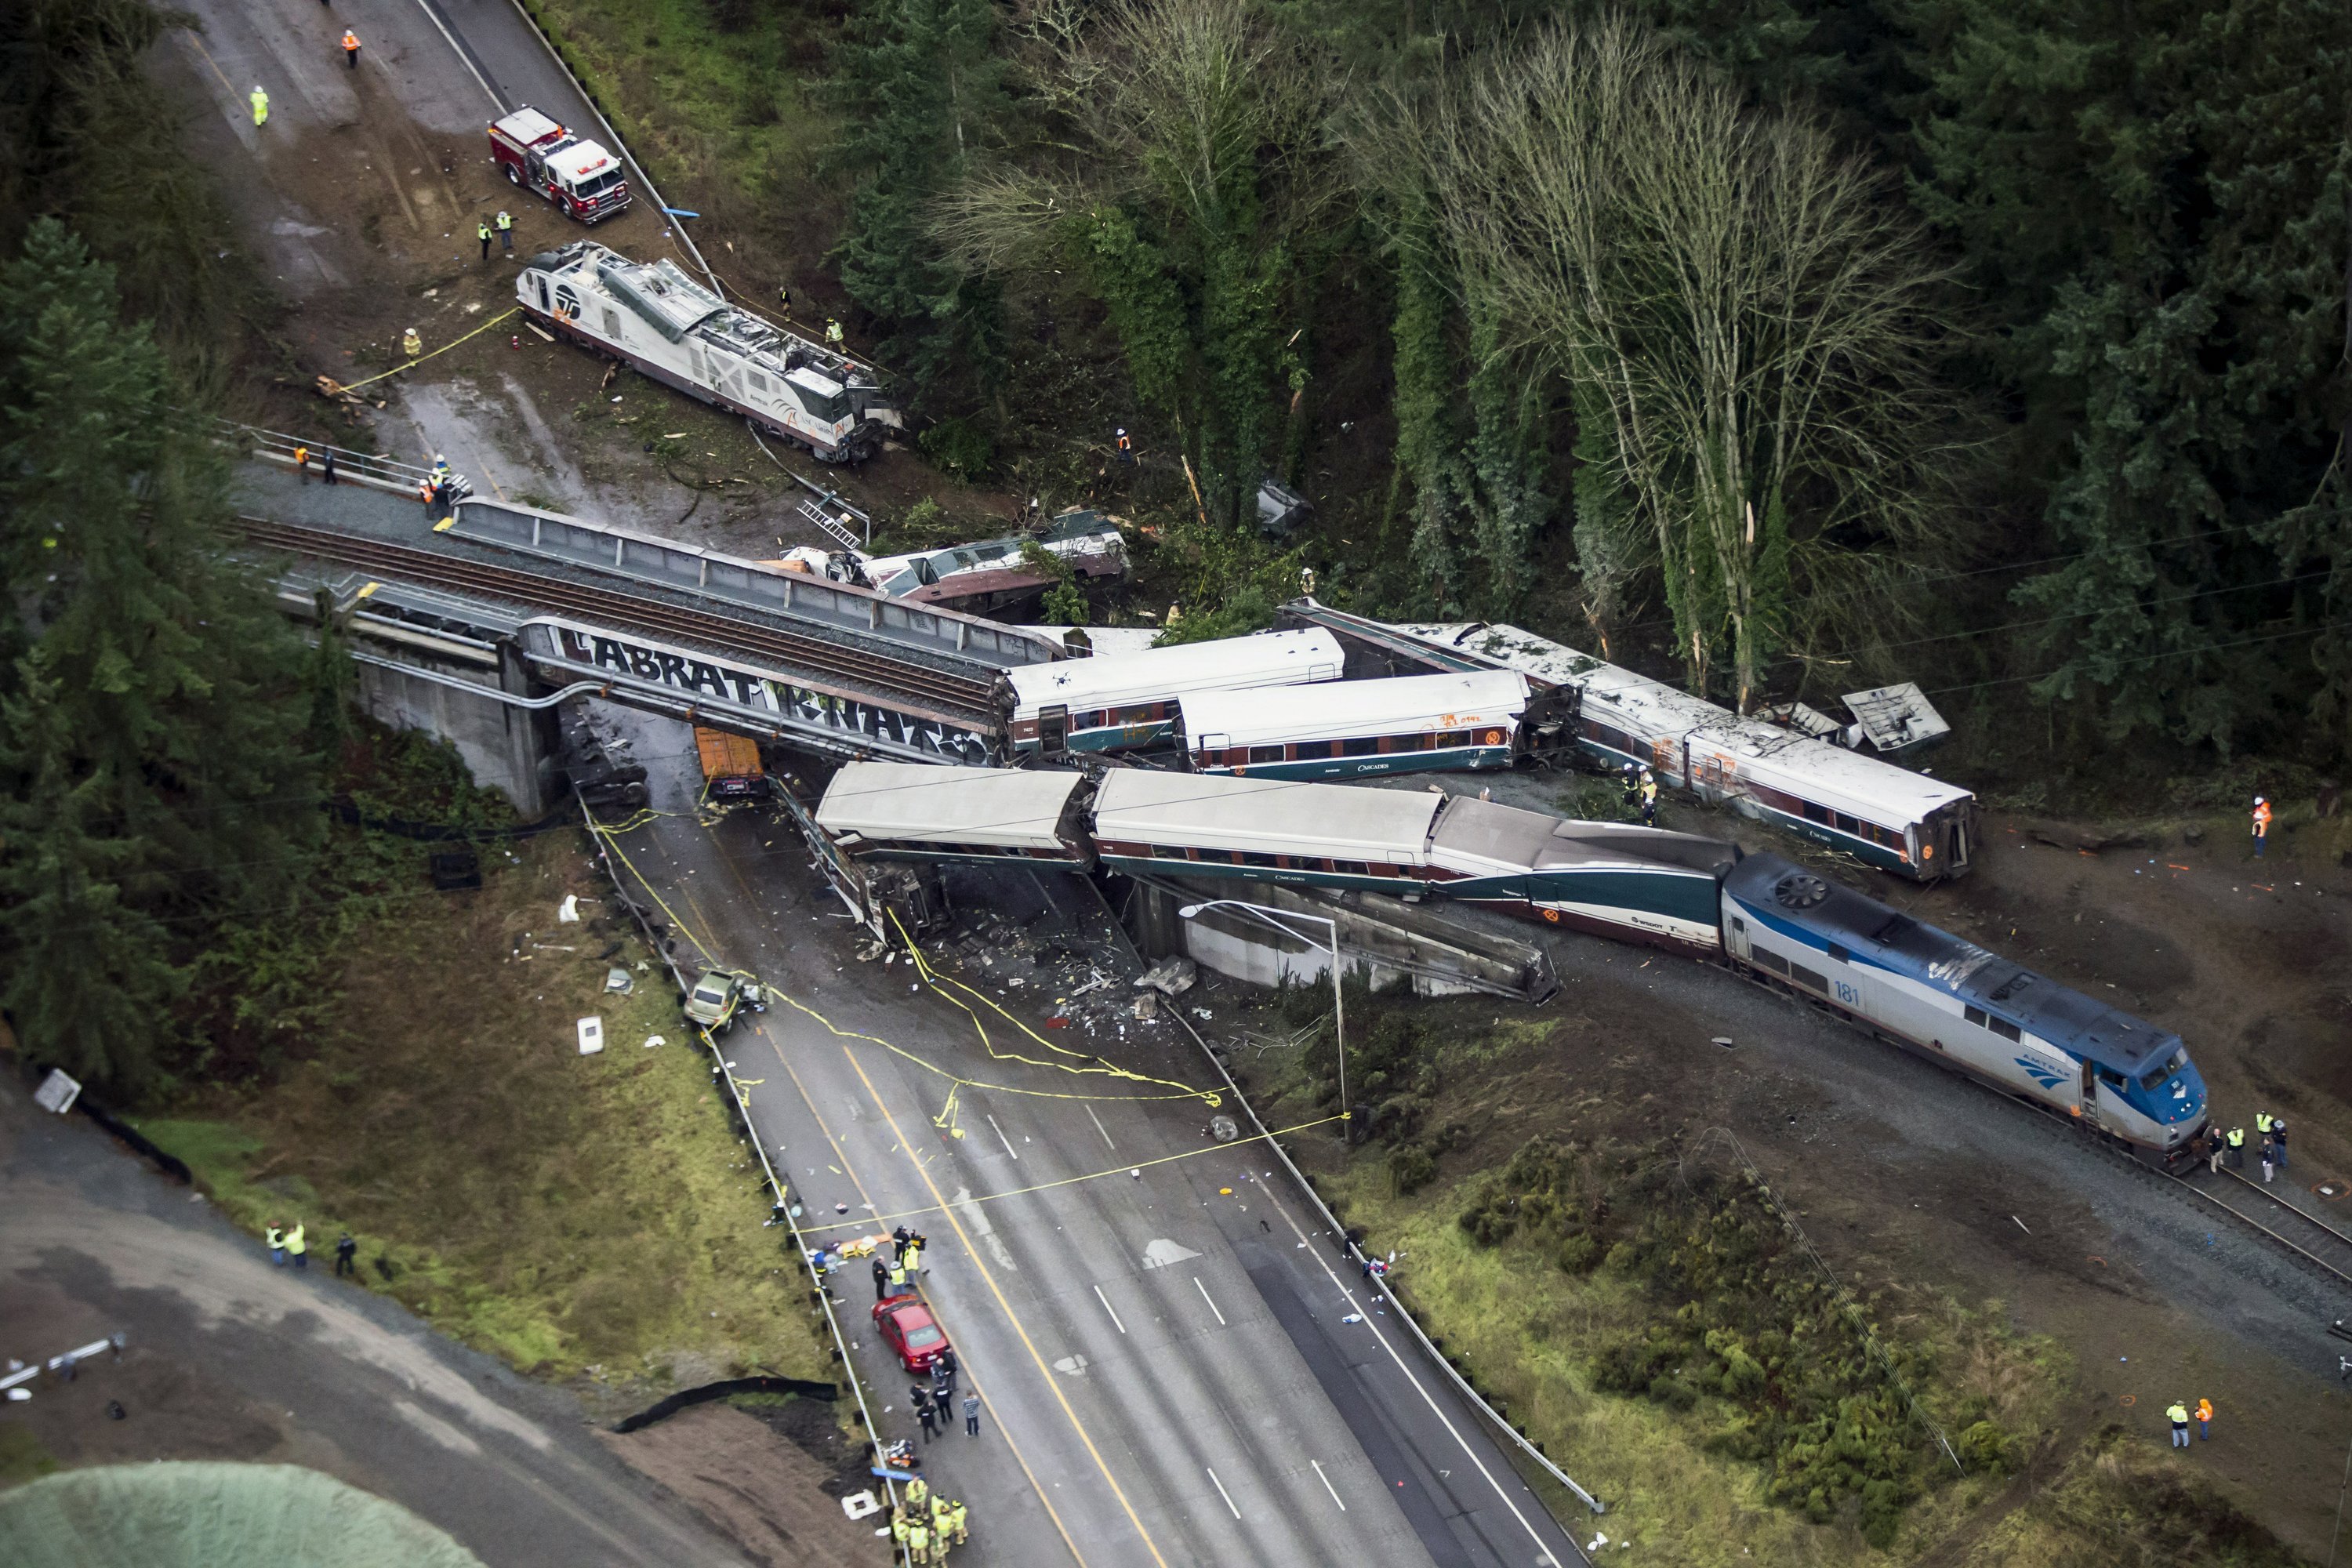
810,764 -> 2208,1167
1723,855 -> 2206,1161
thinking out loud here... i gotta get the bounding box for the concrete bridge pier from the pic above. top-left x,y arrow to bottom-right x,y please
354,639 -> 564,817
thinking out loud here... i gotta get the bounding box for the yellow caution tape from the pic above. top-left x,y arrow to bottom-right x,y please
793,1111 -> 1345,1236
338,307 -> 521,394
583,813 -> 1218,1110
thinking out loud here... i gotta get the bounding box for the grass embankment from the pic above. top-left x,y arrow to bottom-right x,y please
1246,993 -> 2295,1566
136,822 -> 828,1401
517,0 -> 839,279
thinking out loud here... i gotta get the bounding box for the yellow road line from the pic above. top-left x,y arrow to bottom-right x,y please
841,1047 -> 1172,1568
183,31 -> 235,94
762,1038 -> 1091,1568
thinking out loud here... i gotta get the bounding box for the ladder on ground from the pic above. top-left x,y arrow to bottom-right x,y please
798,499 -> 861,552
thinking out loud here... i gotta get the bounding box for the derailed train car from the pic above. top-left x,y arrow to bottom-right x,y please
811,763 -> 2207,1166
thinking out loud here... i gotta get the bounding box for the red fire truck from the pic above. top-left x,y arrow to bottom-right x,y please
488,107 -> 632,225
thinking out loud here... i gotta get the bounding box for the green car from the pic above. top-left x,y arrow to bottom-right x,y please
682,968 -> 764,1033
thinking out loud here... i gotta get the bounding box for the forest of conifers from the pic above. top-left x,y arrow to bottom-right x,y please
830,0 -> 2351,778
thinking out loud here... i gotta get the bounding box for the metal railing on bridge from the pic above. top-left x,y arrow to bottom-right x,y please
217,419 -> 438,498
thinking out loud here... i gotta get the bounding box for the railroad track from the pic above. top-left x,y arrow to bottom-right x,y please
234,516 -> 1000,724
2165,1167 -> 2352,1293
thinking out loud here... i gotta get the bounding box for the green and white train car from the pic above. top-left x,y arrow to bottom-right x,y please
998,628 -> 1345,756
1173,670 -> 1559,780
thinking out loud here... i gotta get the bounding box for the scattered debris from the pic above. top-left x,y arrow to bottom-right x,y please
604,967 -> 634,994
558,895 -> 581,923
576,1017 -> 605,1055
1134,956 -> 1199,996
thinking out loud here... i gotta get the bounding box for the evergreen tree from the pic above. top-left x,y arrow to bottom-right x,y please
832,0 -> 1006,389
0,220 -> 321,1088
1906,0 -> 2351,753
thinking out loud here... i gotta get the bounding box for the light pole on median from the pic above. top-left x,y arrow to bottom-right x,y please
1175,898 -> 1348,1142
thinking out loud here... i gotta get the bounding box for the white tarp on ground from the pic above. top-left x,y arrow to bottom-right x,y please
0,1461 -> 485,1568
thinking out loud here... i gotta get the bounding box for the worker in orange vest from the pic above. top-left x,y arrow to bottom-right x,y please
2252,795 -> 2273,858
341,29 -> 360,69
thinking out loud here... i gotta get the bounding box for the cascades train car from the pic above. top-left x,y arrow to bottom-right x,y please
811,763 -> 2205,1166
1276,602 -> 1978,884
1173,670 -> 1575,780
998,629 -> 1346,756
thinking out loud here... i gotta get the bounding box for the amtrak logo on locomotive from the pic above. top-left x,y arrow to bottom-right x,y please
535,621 -> 995,762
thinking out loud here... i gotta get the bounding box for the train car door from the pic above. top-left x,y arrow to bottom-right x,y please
2078,1059 -> 2101,1128
1037,705 -> 1069,757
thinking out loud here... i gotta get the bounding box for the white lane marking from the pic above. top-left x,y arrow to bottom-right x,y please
1310,1459 -> 1345,1512
410,0 -> 506,111
986,1112 -> 1020,1161
1085,1103 -> 1116,1149
1092,1285 -> 1127,1335
1258,1185 -> 1561,1566
950,1185 -> 1018,1272
1205,1466 -> 1241,1520
1193,1276 -> 1226,1326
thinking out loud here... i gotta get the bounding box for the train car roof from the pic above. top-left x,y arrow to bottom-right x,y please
1092,771 -> 1443,862
1432,800 -> 1739,877
1174,669 -> 1530,747
1407,621 -> 1973,823
815,762 -> 1086,851
1725,855 -> 2181,1076
1001,629 -> 1345,718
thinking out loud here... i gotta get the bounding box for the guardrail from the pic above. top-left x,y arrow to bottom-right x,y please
575,792 -> 904,1530
219,419 -> 434,499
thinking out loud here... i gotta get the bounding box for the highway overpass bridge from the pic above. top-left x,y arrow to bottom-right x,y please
230,437 -> 1058,810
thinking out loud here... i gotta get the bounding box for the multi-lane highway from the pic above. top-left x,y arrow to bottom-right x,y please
595,706 -> 1584,1566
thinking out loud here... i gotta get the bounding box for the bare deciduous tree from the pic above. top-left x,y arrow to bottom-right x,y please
1430,19 -> 1975,709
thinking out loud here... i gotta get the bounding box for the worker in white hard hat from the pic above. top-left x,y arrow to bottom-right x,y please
430,453 -> 452,485
2252,794 -> 2272,858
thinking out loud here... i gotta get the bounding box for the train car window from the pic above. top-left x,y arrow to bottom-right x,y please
1343,736 -> 1382,757
1393,733 -> 1432,752
2098,1068 -> 2128,1089
1835,812 -> 1861,834
1122,704 -> 1156,724
1333,860 -> 1372,875
1802,800 -> 1834,825
1193,848 -> 1235,864
1240,851 -> 1279,867
1436,730 -> 1472,749
1731,917 -> 1746,933
2139,1049 -> 2187,1090
1987,1017 -> 2022,1042
1293,741 -> 1337,760
1789,963 -> 1828,993
1079,710 -> 1109,729
1755,949 -> 1788,975
1250,745 -> 1286,764
1827,943 -> 1851,964
1963,1005 -> 1987,1027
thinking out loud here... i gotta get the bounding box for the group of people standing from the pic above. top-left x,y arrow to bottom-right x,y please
873,1225 -> 929,1301
2206,1112 -> 2291,1184
888,1474 -> 970,1565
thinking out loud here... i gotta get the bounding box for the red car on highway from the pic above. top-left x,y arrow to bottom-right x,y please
873,1297 -> 951,1374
